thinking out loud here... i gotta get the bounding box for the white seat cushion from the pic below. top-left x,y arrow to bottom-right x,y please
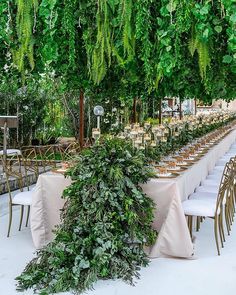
214,165 -> 225,169
12,191 -> 33,206
208,170 -> 222,177
225,152 -> 235,156
182,199 -> 219,217
189,191 -> 226,205
201,179 -> 220,187
189,191 -> 217,200
195,185 -> 218,194
207,174 -> 221,181
209,166 -> 224,174
216,159 -> 230,166
0,149 -> 21,156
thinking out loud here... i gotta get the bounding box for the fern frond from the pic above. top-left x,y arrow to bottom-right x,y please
188,36 -> 198,56
189,28 -> 211,80
14,0 -> 38,76
197,40 -> 210,80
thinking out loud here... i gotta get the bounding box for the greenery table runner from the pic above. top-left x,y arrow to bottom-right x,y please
17,138 -> 157,294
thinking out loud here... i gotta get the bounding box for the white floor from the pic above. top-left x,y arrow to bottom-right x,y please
0,192 -> 236,295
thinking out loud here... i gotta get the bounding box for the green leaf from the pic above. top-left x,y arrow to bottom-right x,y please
200,6 -> 209,15
230,14 -> 236,23
214,26 -> 222,33
78,259 -> 90,269
166,2 -> 176,13
203,28 -> 209,38
223,55 -> 233,64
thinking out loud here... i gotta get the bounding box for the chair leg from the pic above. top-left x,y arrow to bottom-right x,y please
220,210 -> 226,243
25,206 -> 30,227
228,200 -> 233,226
188,216 -> 193,238
225,204 -> 230,235
19,205 -> 24,231
196,216 -> 200,232
7,204 -> 13,237
218,213 -> 224,248
230,195 -> 235,220
214,216 -> 220,256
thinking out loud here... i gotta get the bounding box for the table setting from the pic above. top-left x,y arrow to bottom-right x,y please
29,113 -> 236,260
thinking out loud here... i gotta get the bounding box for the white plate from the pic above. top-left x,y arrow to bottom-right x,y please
157,172 -> 172,177
168,166 -> 181,171
178,161 -> 188,166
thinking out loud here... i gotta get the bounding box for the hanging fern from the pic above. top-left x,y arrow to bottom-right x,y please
91,0 -> 113,85
188,26 -> 198,57
13,0 -> 38,76
62,0 -> 77,69
135,0 -> 154,87
119,0 -> 135,60
198,40 -> 211,79
189,30 -> 211,80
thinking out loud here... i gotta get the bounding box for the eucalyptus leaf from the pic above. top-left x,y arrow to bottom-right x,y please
214,26 -> 222,33
223,55 -> 233,64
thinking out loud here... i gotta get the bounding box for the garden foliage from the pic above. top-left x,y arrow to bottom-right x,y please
16,138 -> 157,294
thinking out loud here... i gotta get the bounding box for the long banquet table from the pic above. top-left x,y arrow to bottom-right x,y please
30,128 -> 236,258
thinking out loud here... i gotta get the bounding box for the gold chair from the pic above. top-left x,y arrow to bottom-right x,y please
21,146 -> 39,180
38,145 -> 58,171
182,161 -> 234,255
59,142 -> 80,161
1,154 -> 33,237
224,157 -> 236,234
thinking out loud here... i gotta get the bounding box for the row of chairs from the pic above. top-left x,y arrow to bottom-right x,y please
1,142 -> 81,237
21,142 -> 81,174
182,143 -> 236,255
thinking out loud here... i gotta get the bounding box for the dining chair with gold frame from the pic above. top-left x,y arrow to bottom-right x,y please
182,162 -> 234,255
1,154 -> 33,237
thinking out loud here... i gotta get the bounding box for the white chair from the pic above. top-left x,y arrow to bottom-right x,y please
201,179 -> 220,187
189,191 -> 218,201
182,162 -> 233,255
195,185 -> 218,193
206,174 -> 222,181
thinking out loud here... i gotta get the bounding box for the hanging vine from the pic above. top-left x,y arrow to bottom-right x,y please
189,30 -> 211,79
62,0 -> 77,69
13,0 -> 38,76
119,0 -> 135,60
91,0 -> 114,84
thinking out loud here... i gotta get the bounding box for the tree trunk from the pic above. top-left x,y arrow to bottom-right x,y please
158,99 -> 162,124
179,99 -> 183,120
79,89 -> 84,149
194,98 -> 197,115
132,97 -> 137,123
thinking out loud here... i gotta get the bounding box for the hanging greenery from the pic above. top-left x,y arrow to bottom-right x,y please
13,0 -> 38,75
0,0 -> 235,141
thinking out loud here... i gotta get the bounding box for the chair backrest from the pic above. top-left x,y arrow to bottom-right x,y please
37,145 -> 58,169
59,142 -> 80,161
21,147 -> 37,159
215,161 -> 234,216
218,160 -> 233,187
0,154 -> 26,203
20,147 -> 39,179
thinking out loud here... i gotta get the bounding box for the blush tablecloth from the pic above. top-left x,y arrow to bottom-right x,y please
30,173 -> 71,248
30,129 -> 236,257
